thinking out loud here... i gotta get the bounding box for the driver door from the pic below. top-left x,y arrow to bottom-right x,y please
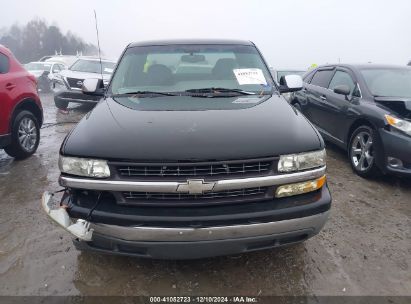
324,69 -> 359,142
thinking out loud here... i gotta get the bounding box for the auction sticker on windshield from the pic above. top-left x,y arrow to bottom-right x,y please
233,68 -> 267,85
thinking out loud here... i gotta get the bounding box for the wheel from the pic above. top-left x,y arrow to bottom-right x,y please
4,110 -> 40,160
348,125 -> 380,177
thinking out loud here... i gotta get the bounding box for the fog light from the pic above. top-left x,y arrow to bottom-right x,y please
275,175 -> 326,198
387,157 -> 403,168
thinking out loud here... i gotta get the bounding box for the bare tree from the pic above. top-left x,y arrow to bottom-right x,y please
0,18 -> 98,63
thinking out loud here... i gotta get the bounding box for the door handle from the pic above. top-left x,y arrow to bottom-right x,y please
5,83 -> 16,90
320,95 -> 327,101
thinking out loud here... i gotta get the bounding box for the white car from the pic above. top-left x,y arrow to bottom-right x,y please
53,57 -> 116,109
24,61 -> 67,92
45,55 -> 80,67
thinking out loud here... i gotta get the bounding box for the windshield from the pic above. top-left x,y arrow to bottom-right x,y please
70,59 -> 115,74
109,44 -> 274,96
25,62 -> 51,71
361,68 -> 411,98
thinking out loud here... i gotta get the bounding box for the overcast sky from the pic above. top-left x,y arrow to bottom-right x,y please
1,0 -> 410,68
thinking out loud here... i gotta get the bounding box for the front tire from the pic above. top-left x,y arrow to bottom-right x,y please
348,125 -> 380,178
4,111 -> 40,160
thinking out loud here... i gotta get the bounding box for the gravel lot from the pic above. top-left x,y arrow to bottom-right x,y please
0,93 -> 410,296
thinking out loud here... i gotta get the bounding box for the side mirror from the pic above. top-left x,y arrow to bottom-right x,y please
279,75 -> 303,93
81,78 -> 104,96
333,85 -> 350,96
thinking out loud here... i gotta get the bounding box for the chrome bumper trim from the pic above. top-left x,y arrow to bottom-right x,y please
92,211 -> 329,242
59,166 -> 326,193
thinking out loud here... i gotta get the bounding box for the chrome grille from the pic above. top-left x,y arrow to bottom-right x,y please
117,160 -> 273,178
66,77 -> 84,89
122,187 -> 266,201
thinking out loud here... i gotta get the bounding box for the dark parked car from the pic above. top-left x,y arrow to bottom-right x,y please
0,45 -> 43,159
291,64 -> 411,177
42,39 -> 331,259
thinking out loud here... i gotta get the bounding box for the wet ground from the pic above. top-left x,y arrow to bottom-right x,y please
0,93 -> 410,296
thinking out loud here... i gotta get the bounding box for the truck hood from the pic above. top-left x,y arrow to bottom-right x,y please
375,97 -> 411,119
62,95 -> 323,161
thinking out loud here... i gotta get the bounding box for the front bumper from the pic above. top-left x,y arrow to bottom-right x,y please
41,184 -> 331,259
75,211 -> 329,259
379,129 -> 411,176
54,88 -> 102,104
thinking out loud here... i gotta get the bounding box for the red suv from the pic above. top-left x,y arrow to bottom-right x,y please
0,45 -> 43,159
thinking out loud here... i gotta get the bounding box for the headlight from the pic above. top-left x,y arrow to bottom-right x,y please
385,115 -> 411,136
59,156 -> 110,178
278,149 -> 326,173
275,175 -> 326,198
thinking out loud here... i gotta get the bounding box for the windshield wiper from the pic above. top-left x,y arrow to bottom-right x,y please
111,91 -> 178,97
185,88 -> 257,95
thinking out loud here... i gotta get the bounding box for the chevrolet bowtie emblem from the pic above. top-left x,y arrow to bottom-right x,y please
177,179 -> 215,194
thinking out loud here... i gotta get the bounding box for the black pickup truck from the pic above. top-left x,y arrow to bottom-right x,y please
42,39 -> 331,259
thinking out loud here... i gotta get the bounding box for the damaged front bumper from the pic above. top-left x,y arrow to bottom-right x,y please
379,129 -> 411,176
41,191 -> 93,241
41,189 -> 330,259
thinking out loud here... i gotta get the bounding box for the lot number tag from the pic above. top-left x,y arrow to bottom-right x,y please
233,68 -> 267,85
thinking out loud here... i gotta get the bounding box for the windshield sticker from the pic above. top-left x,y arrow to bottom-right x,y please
232,97 -> 261,104
104,68 -> 114,73
233,68 -> 267,85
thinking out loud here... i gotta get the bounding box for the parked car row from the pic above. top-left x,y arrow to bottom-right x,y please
24,61 -> 67,92
24,55 -> 81,93
24,55 -> 117,106
0,46 -> 117,159
52,57 -> 116,110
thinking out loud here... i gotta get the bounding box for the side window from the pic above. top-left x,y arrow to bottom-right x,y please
310,70 -> 334,88
0,52 -> 10,74
303,70 -> 315,83
328,70 -> 355,94
52,64 -> 60,73
352,84 -> 361,98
